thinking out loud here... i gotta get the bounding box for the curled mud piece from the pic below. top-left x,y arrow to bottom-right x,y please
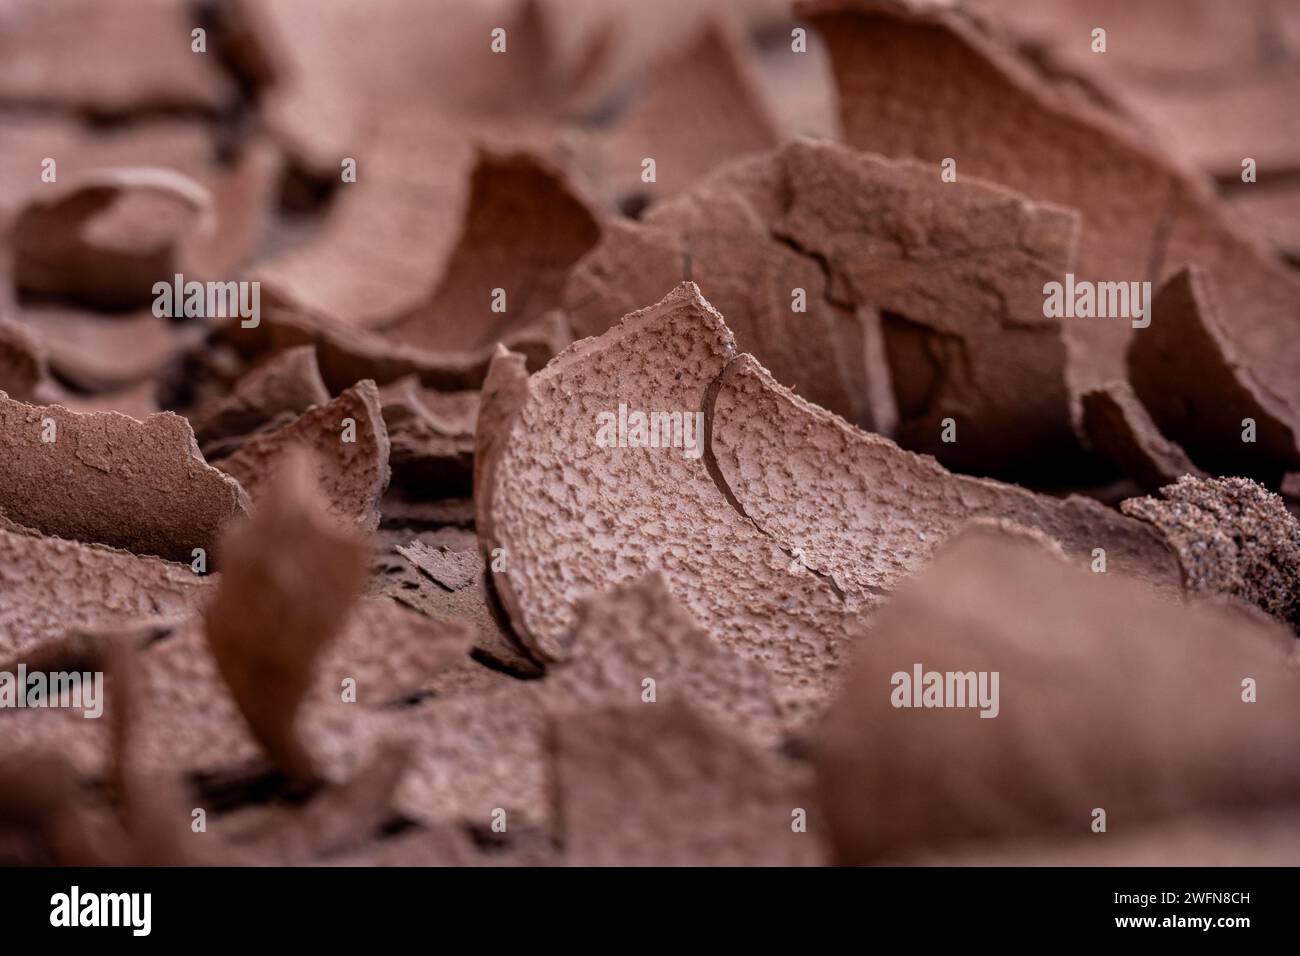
0,0 -> 235,116
801,0 -> 1300,406
476,284 -> 862,724
2,121 -> 277,287
565,139 -> 1082,476
10,168 -> 213,310
203,452 -> 371,783
1129,267 -> 1300,480
551,702 -> 823,866
386,541 -> 542,678
396,541 -> 481,593
192,345 -> 330,454
214,379 -> 391,531
0,390 -> 248,561
377,151 -> 599,364
379,377 -> 476,496
815,525 -> 1300,865
1080,381 -> 1206,491
1121,476 -> 1300,627
708,353 -> 1182,600
0,527 -> 207,660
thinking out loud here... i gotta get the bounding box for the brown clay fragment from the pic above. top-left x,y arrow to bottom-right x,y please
0,390 -> 248,561
396,541 -> 481,593
815,525 -> 1300,865
213,380 -> 391,531
1129,267 -> 1300,480
475,284 -> 861,724
1081,381 -> 1207,491
10,169 -> 212,310
378,377 -> 477,495
386,545 -> 542,678
203,452 -> 370,783
192,345 -> 330,454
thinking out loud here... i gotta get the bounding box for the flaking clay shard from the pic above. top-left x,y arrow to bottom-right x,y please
1080,381 -> 1207,492
476,284 -> 862,725
1129,267 -> 1300,479
214,379 -> 391,531
0,390 -> 248,561
708,354 -> 1182,600
0,527 -> 206,661
386,549 -> 542,678
801,0 -> 1300,399
396,541 -> 481,593
0,0 -> 234,115
551,703 -> 823,866
589,20 -> 781,209
565,140 -> 1082,475
203,451 -> 370,783
378,151 -> 600,359
1121,476 -> 1300,627
193,345 -> 330,453
2,127 -> 276,295
10,168 -> 212,310
545,574 -> 784,748
814,525 -> 1300,865
379,378 -> 476,495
